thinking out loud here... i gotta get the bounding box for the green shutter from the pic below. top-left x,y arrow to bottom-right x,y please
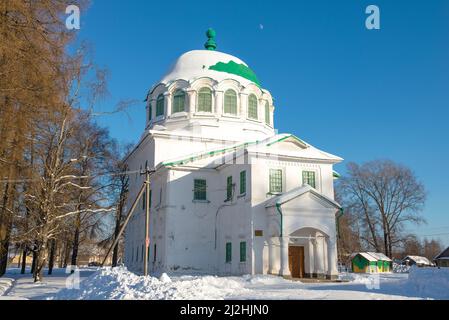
240,170 -> 246,195
226,242 -> 232,263
198,87 -> 212,112
269,169 -> 283,193
265,102 -> 270,125
224,89 -> 237,115
240,241 -> 246,262
156,94 -> 164,116
302,171 -> 316,188
172,90 -> 185,113
248,94 -> 258,119
226,176 -> 233,201
194,179 -> 207,200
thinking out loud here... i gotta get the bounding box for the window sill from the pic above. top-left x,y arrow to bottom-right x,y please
193,112 -> 216,118
150,115 -> 166,124
237,193 -> 246,198
221,113 -> 240,119
169,111 -> 188,119
267,192 -> 283,196
246,117 -> 261,123
192,199 -> 210,203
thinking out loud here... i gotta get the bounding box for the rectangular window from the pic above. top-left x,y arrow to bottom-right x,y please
269,169 -> 283,193
156,96 -> 165,117
149,105 -> 152,121
225,242 -> 232,263
136,246 -> 139,262
153,244 -> 157,263
142,191 -> 146,210
265,102 -> 270,125
194,179 -> 207,200
240,241 -> 246,262
302,171 -> 316,188
248,95 -> 258,119
240,170 -> 246,195
173,91 -> 185,113
226,176 -> 233,201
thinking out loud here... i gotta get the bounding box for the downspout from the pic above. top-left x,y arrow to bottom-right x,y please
275,202 -> 283,237
336,208 -> 344,239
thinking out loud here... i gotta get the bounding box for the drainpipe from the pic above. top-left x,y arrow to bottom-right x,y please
275,202 -> 283,237
336,208 -> 344,239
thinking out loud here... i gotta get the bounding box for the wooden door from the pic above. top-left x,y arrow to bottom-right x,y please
288,246 -> 305,278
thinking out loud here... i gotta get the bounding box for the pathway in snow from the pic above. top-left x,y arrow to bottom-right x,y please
0,267 -> 96,300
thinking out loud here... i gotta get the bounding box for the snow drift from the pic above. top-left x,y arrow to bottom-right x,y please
51,267 -> 250,300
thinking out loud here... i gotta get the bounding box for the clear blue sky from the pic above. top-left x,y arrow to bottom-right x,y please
75,0 -> 449,246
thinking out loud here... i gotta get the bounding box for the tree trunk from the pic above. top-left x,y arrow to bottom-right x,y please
30,246 -> 37,274
63,240 -> 71,268
70,212 -> 81,271
57,243 -> 63,268
0,181 -> 13,277
48,239 -> 56,275
381,215 -> 389,257
111,214 -> 121,267
20,247 -> 27,274
33,241 -> 47,283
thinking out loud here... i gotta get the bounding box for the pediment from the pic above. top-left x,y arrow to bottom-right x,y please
281,191 -> 338,210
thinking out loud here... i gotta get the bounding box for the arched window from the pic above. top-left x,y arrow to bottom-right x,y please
197,87 -> 212,112
172,89 -> 185,113
265,101 -> 270,125
248,94 -> 258,119
156,94 -> 165,117
224,89 -> 237,115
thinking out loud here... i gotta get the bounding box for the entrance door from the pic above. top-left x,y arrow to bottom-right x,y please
288,246 -> 305,278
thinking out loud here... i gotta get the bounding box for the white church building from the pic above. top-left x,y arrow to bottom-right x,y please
124,29 -> 343,279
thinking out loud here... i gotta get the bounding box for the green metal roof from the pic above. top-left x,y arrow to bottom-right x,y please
209,60 -> 261,86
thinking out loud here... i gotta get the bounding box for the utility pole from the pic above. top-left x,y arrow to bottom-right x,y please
143,167 -> 151,276
101,167 -> 155,268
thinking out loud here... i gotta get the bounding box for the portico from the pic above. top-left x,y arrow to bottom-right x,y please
265,185 -> 341,280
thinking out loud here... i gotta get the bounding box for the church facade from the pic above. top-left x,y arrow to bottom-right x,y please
124,29 -> 343,279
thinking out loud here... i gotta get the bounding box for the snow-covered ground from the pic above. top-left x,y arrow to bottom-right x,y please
0,277 -> 15,296
1,266 -> 448,300
0,267 -> 96,300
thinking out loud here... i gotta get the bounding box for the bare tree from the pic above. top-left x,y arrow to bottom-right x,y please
338,160 -> 426,257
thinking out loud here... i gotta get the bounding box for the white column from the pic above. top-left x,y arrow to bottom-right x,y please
187,89 -> 196,115
315,236 -> 325,278
308,238 -> 315,277
327,237 -> 338,279
149,99 -> 156,121
279,236 -> 291,276
215,90 -> 223,115
165,92 -> 172,117
240,93 -> 248,120
268,238 -> 276,274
